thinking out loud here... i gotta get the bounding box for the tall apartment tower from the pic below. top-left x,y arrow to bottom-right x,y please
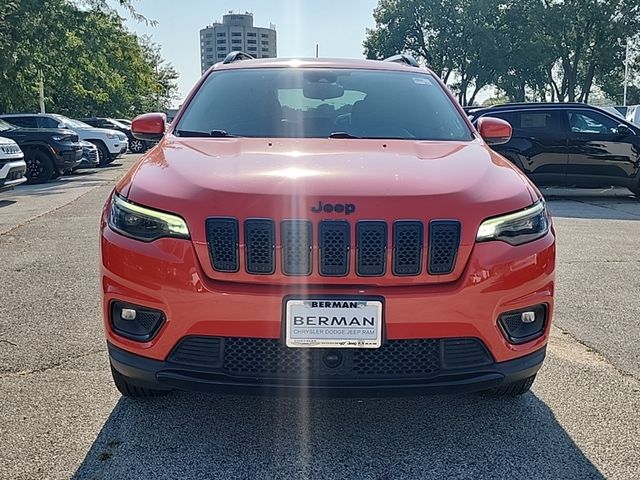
200,12 -> 277,74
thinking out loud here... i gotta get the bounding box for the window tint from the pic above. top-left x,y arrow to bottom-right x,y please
39,116 -> 62,128
176,68 -> 472,140
5,116 -> 37,128
487,110 -> 564,136
568,110 -> 619,134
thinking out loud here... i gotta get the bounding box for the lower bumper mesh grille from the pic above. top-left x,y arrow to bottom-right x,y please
167,336 -> 493,379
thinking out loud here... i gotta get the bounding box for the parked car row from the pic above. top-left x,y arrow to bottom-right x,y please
80,117 -> 152,154
466,103 -> 640,197
0,113 -> 147,188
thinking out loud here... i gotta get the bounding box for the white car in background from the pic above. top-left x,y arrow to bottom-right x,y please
0,137 -> 27,192
598,106 -> 625,119
626,105 -> 640,126
0,113 -> 128,166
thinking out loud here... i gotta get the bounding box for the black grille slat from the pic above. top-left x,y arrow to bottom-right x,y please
281,220 -> 313,275
205,218 -> 461,278
428,221 -> 461,275
206,218 -> 239,272
167,336 -> 493,379
319,221 -> 350,276
245,219 -> 275,274
356,221 -> 387,276
393,221 -> 423,276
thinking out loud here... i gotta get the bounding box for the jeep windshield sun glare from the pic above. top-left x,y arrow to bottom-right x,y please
102,57 -> 555,399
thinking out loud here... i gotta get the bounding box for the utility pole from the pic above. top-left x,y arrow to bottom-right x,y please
155,54 -> 160,112
621,39 -> 630,106
38,70 -> 45,113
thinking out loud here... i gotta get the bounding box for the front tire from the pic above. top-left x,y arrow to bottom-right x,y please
485,374 -> 536,398
630,186 -> 640,199
24,149 -> 55,184
129,138 -> 146,154
91,141 -> 111,167
110,365 -> 170,398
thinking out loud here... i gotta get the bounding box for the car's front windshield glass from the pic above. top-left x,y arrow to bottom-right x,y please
0,119 -> 14,132
108,119 -> 128,128
176,68 -> 472,141
54,115 -> 91,129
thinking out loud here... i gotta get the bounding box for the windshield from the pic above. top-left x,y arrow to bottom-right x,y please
108,119 -> 128,129
53,115 -> 92,129
176,68 -> 472,141
0,119 -> 15,132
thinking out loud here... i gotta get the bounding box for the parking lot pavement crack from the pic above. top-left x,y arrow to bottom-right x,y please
0,348 -> 104,380
553,326 -> 640,384
0,338 -> 17,347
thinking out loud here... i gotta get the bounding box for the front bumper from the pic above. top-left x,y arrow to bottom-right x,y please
109,340 -> 546,396
102,216 -> 555,395
53,146 -> 83,169
0,159 -> 27,191
106,139 -> 128,156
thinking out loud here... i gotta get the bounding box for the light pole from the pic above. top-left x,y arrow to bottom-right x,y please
620,39 -> 630,106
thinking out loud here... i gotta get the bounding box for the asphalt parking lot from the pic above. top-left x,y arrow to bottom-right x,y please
0,157 -> 639,479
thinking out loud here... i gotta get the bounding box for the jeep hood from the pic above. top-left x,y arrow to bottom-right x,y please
118,136 -> 538,285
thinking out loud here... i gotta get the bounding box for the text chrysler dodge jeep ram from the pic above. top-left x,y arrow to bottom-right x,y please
102,53 -> 555,398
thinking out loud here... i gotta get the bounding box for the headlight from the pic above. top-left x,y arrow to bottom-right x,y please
106,133 -> 116,139
51,135 -> 69,141
108,193 -> 190,242
476,200 -> 549,246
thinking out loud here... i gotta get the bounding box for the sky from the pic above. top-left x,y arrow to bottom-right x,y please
122,0 -> 380,106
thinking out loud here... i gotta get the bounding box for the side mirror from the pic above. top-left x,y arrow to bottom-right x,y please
132,113 -> 166,141
477,117 -> 512,146
617,124 -> 634,136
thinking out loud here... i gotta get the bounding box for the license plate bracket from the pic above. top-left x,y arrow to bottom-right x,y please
284,296 -> 383,348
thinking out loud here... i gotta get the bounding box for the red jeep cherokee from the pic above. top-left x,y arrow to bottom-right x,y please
101,54 -> 555,398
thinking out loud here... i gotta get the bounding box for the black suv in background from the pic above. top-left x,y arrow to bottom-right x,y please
80,117 -> 148,153
468,103 -> 640,197
0,118 -> 82,183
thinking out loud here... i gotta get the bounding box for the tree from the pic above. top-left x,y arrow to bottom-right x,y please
364,0 -> 505,104
364,0 -> 640,105
0,0 -> 177,116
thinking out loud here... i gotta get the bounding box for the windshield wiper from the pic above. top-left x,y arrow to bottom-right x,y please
328,132 -> 361,139
175,129 -> 239,138
328,132 -> 408,140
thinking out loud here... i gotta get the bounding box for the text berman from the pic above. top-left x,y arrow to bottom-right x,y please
293,316 -> 375,327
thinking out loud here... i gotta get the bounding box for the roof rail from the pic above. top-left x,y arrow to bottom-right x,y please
383,54 -> 419,68
222,51 -> 255,64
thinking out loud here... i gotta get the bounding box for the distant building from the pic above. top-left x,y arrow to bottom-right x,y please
199,12 -> 277,74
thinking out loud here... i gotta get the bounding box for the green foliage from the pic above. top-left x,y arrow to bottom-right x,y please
364,0 -> 640,105
0,0 -> 178,116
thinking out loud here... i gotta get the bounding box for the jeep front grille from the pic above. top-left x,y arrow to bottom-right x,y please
205,218 -> 461,277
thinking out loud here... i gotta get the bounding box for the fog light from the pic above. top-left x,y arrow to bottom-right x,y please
521,311 -> 536,324
110,301 -> 164,341
498,304 -> 547,344
121,308 -> 137,320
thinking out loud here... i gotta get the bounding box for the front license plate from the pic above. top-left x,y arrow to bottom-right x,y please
285,298 -> 383,348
